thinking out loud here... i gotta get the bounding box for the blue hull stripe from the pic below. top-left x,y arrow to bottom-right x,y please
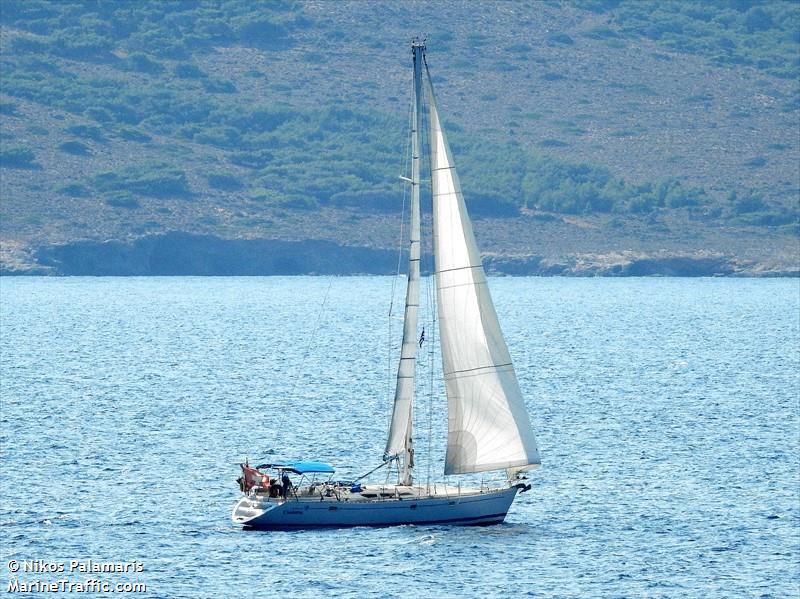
243,512 -> 509,530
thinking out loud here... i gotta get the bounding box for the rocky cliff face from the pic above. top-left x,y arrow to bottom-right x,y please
5,232 -> 794,277
27,233 -> 396,276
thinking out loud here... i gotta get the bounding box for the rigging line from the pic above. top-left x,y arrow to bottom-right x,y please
417,60 -> 429,489
394,84 -> 415,283
386,71 -> 415,320
386,92 -> 413,318
417,67 -> 437,494
276,276 -> 335,437
385,69 -> 415,435
426,198 -> 436,489
425,278 -> 435,494
353,456 -> 397,483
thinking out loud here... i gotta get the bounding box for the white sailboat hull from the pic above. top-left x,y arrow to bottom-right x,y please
232,486 -> 522,530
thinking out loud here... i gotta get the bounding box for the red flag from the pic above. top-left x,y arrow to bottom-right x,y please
241,464 -> 262,492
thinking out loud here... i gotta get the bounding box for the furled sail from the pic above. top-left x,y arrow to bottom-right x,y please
384,43 -> 424,485
427,73 -> 541,475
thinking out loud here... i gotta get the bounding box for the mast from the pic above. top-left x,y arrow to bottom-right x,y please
384,39 -> 424,486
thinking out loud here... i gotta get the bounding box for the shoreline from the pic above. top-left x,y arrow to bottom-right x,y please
2,232 -> 797,278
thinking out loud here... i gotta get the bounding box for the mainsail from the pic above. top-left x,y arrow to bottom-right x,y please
426,70 -> 541,475
384,43 -> 424,485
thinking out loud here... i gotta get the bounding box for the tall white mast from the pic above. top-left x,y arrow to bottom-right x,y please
384,40 -> 424,485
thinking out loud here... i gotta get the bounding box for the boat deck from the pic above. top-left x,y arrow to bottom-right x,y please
253,483 -> 492,504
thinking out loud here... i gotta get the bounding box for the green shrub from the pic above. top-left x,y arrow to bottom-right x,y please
628,194 -> 658,213
743,156 -> 767,167
94,163 -> 191,198
729,190 -> 766,214
202,79 -> 236,94
276,195 -> 317,210
738,210 -> 796,226
248,187 -> 270,202
58,183 -> 90,197
9,36 -> 48,54
174,62 -> 206,78
125,53 -> 164,74
304,52 -> 327,64
778,222 -> 800,235
207,172 -> 243,191
744,6 -> 774,33
506,43 -> 533,53
128,29 -> 189,59
84,107 -> 114,123
117,128 -> 151,142
539,139 -> 569,148
548,33 -> 575,45
65,124 -> 106,142
329,189 -> 395,211
235,17 -> 290,49
610,129 -> 639,137
666,188 -> 703,208
0,146 -> 38,168
229,150 -> 274,169
58,140 -> 92,155
0,100 -> 18,116
583,26 -> 621,39
52,29 -> 113,60
494,61 -> 519,72
466,194 -> 520,217
104,192 -> 140,209
193,126 -> 240,148
466,33 -> 489,46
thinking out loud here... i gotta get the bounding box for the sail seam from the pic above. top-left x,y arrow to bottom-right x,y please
443,362 -> 512,377
436,264 -> 481,275
438,282 -> 486,291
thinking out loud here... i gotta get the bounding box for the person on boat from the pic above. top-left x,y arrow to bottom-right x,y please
269,478 -> 281,498
281,473 -> 292,498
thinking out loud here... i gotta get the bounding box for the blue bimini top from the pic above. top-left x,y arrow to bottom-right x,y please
258,461 -> 335,475
288,461 -> 335,474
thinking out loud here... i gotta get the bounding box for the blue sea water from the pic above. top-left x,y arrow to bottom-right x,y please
1,276 -> 798,598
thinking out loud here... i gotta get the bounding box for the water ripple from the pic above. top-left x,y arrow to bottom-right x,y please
1,277 -> 798,597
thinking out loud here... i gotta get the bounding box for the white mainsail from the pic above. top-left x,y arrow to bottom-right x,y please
427,73 -> 541,475
384,43 -> 424,485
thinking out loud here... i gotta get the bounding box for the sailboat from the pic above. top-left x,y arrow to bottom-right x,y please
232,40 -> 540,529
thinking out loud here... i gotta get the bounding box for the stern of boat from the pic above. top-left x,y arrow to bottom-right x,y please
231,496 -> 280,527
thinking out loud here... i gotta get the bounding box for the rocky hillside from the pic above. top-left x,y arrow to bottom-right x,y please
0,0 -> 798,275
